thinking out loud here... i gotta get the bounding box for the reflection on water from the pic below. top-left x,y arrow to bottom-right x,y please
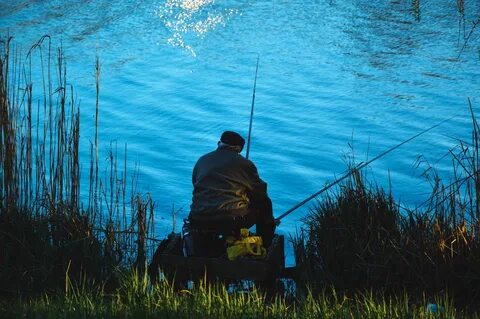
156,0 -> 238,56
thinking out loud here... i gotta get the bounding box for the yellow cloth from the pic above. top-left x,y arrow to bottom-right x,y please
226,228 -> 266,261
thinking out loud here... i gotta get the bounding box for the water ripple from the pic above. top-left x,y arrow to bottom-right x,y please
1,0 -> 479,238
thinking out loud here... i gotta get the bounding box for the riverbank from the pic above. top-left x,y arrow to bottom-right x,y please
2,38 -> 480,317
0,273 -> 469,319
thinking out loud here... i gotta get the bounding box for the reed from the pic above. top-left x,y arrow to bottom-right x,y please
294,101 -> 480,310
0,36 -> 156,296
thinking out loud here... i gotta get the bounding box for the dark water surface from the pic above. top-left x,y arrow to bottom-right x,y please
1,1 -> 480,256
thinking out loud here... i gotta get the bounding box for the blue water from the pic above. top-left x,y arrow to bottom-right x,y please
1,0 -> 480,250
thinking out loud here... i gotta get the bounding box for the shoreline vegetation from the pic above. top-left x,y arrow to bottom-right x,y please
2,37 -> 480,318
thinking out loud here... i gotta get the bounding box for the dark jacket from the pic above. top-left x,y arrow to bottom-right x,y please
189,146 -> 269,221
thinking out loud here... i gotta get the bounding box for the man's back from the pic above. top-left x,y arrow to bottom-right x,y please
190,147 -> 267,220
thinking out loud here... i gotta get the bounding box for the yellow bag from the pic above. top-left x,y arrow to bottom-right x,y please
226,228 -> 266,261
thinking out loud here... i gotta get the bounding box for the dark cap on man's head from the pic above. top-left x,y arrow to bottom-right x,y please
220,131 -> 245,148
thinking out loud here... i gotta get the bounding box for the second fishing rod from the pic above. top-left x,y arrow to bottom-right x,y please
244,57 -> 456,225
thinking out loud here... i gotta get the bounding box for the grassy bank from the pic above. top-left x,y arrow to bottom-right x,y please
2,36 -> 480,317
0,271 -> 468,319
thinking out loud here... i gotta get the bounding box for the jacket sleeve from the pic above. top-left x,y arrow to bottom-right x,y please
243,160 -> 269,201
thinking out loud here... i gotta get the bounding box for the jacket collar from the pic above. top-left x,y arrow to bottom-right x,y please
217,145 -> 240,153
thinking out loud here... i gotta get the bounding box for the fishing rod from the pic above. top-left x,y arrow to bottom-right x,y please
245,55 -> 260,159
274,115 -> 457,224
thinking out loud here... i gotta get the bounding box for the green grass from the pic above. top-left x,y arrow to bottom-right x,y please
0,271 -> 473,319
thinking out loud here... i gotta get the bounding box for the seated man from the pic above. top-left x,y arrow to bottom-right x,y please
186,131 -> 275,257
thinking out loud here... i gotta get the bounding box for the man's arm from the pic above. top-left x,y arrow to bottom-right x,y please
243,160 -> 269,201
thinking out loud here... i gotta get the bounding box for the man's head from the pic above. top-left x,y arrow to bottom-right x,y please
218,131 -> 245,153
